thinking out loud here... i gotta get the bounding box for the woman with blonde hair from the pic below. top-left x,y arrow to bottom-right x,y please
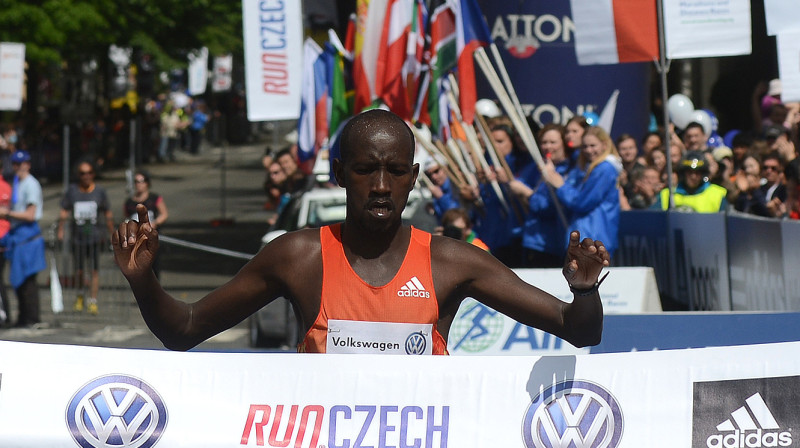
541,126 -> 622,257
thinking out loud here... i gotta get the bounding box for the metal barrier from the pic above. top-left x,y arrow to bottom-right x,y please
41,224 -> 257,329
46,223 -> 136,327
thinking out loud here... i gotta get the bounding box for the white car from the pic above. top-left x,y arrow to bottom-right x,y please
250,186 -> 435,348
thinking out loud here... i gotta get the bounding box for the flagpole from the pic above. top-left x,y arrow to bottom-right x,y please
475,112 -> 527,224
473,48 -> 568,229
656,0 -> 674,211
656,0 -> 681,310
445,82 -> 511,214
488,44 -> 528,134
409,124 -> 468,188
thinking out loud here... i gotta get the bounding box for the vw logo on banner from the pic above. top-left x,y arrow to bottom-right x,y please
522,380 -> 623,448
405,331 -> 427,355
66,374 -> 168,448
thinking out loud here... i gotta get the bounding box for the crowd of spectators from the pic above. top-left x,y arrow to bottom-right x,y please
254,79 -> 799,270
402,79 -> 800,268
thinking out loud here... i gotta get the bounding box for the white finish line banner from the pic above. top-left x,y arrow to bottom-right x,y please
2,340 -> 800,447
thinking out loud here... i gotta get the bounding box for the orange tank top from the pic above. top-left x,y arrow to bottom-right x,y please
300,224 -> 448,355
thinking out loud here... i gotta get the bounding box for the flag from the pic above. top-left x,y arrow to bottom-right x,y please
597,89 -> 620,134
451,0 -> 492,124
571,0 -> 659,65
353,0 -> 388,113
404,0 -> 428,119
298,39 -> 324,162
344,13 -> 356,54
327,42 -> 353,139
427,2 -> 457,137
376,0 -> 414,119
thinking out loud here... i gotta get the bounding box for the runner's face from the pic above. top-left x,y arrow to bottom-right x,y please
338,124 -> 418,232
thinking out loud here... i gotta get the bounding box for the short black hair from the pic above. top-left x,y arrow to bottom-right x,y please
134,169 -> 151,185
684,122 -> 705,134
338,109 -> 415,163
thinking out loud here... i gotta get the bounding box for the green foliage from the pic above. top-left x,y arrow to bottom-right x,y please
0,0 -> 243,69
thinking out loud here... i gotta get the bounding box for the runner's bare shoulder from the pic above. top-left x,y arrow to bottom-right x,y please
253,227 -> 323,271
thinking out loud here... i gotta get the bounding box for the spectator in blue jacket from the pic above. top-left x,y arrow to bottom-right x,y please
510,124 -> 575,267
541,126 -> 622,258
472,120 -> 532,267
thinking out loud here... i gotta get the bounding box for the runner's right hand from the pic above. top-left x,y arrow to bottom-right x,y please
112,204 -> 159,279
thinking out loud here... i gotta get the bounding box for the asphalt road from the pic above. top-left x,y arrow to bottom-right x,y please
0,138 -> 288,352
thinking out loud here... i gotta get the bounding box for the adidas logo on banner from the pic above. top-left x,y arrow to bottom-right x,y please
706,392 -> 792,448
397,276 -> 430,298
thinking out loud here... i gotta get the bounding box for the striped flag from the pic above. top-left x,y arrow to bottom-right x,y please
352,0 -> 388,113
298,39 -> 325,163
571,0 -> 659,65
404,0 -> 428,119
450,0 -> 492,124
327,42 -> 353,140
376,0 -> 414,119
427,1 -> 457,138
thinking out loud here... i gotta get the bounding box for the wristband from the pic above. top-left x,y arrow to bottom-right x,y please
569,271 -> 610,296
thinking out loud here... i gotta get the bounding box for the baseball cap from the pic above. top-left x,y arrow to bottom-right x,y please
10,150 -> 30,163
679,151 -> 709,172
712,146 -> 733,162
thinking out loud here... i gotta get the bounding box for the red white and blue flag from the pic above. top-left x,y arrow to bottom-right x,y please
450,0 -> 492,124
298,39 -> 326,162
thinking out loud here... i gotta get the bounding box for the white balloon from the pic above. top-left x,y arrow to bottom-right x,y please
667,94 -> 694,129
690,109 -> 712,138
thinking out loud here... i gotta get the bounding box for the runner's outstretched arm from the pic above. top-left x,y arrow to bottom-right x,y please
112,204 -> 290,350
435,231 -> 607,348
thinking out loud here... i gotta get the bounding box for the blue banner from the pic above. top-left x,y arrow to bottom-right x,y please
727,215 -> 785,310
593,312 -> 800,353
476,0 -> 652,140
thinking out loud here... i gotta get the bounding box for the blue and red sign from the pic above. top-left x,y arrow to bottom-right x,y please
476,0 -> 652,141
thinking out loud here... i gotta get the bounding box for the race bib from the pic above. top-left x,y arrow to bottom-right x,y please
74,201 -> 98,225
326,319 -> 433,355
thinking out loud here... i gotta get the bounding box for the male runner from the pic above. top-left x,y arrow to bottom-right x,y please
113,109 -> 608,354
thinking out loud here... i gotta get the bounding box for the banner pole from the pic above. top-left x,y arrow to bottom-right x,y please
657,0 -> 674,211
657,0 -> 681,309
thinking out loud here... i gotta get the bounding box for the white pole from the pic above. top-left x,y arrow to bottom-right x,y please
445,87 -> 510,214
657,0 -> 675,211
474,48 -> 568,228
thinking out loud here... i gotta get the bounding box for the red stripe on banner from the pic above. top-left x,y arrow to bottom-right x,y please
612,0 -> 659,63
